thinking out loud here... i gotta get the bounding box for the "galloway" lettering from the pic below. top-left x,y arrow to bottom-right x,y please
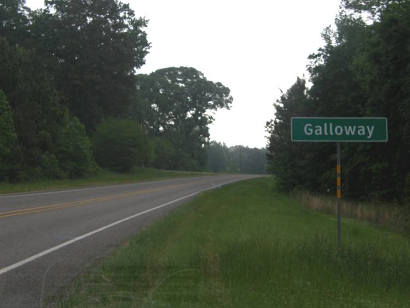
304,123 -> 375,139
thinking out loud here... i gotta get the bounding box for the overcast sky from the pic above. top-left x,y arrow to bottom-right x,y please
26,0 -> 341,148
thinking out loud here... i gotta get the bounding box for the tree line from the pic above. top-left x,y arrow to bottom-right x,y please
207,142 -> 267,174
0,0 -> 233,182
266,0 -> 410,203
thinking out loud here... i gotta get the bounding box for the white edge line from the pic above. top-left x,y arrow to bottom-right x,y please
0,190 -> 202,276
0,177 -> 248,276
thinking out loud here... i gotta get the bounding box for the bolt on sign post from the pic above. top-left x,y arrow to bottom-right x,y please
291,117 -> 388,248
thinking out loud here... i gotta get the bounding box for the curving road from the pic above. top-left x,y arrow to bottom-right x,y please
0,174 -> 258,307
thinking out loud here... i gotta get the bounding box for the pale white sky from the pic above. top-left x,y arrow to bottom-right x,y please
26,0 -> 341,148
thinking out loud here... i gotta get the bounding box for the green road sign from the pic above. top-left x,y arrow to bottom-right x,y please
291,117 -> 388,142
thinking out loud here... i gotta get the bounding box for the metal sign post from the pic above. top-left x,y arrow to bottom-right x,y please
291,117 -> 388,248
336,142 -> 341,248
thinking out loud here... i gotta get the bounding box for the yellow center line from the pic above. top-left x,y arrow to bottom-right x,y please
0,183 -> 190,219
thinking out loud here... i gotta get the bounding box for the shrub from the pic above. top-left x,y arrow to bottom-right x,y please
93,119 -> 150,172
0,90 -> 20,181
40,152 -> 62,179
57,114 -> 96,177
152,137 -> 176,170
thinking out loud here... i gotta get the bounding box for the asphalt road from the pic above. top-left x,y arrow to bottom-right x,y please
0,174 -> 257,307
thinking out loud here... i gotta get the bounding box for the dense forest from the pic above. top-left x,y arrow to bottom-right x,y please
0,0 -> 262,182
266,0 -> 410,203
207,142 -> 266,174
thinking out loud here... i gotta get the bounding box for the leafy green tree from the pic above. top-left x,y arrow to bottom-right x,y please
56,114 -> 96,177
207,141 -> 228,173
40,152 -> 61,179
0,90 -> 19,181
308,16 -> 368,117
151,137 -> 176,170
267,1 -> 410,201
29,0 -> 150,130
266,78 -> 324,191
93,119 -> 149,172
0,37 -> 65,180
207,142 -> 267,174
240,147 -> 267,174
342,0 -> 402,19
355,0 -> 410,199
307,14 -> 373,197
132,67 -> 232,170
0,0 -> 29,45
308,3 -> 410,200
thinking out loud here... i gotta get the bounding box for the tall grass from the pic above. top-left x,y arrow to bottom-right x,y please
295,190 -> 410,235
52,178 -> 410,307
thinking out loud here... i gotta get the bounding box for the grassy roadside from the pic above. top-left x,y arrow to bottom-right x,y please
295,190 -> 410,235
0,168 -> 212,194
53,178 -> 410,307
